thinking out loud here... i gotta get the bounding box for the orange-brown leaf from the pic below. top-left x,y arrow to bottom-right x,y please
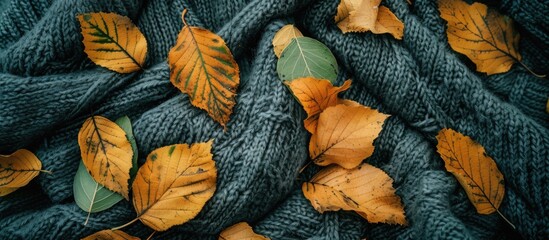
310,104 -> 389,169
438,0 -> 520,75
82,229 -> 140,240
78,116 -> 133,199
286,78 -> 352,133
0,149 -> 42,196
132,141 -> 217,231
436,128 -> 505,214
219,222 -> 269,240
169,10 -> 240,128
272,25 -> 304,58
336,0 -> 404,39
302,163 -> 407,225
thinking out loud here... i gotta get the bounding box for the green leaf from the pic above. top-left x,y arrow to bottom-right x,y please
277,37 -> 339,83
73,116 -> 138,214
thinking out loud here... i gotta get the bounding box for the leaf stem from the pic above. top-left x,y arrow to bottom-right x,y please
111,218 -> 139,231
496,209 -> 516,230
516,60 -> 545,78
299,160 -> 313,174
40,169 -> 53,174
181,9 -> 188,27
146,231 -> 157,240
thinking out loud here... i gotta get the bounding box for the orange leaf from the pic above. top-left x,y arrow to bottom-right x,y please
286,78 -> 352,133
219,222 -> 269,240
438,0 -> 525,75
436,128 -> 505,214
310,104 -> 389,169
302,163 -> 407,225
82,229 -> 140,240
272,24 -> 304,58
132,141 -> 217,231
0,149 -> 43,197
168,10 -> 240,128
336,0 -> 404,39
78,116 -> 133,199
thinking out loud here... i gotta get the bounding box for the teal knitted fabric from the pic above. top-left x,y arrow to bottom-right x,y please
0,0 -> 547,239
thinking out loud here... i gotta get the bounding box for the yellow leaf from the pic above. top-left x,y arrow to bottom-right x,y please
302,163 -> 407,225
132,141 -> 217,231
77,12 -> 147,73
310,104 -> 389,169
82,229 -> 140,240
546,99 -> 549,114
436,128 -> 505,214
0,149 -> 43,197
169,10 -> 240,128
336,0 -> 404,39
219,222 -> 269,240
438,0 -> 520,75
285,78 -> 352,134
272,24 -> 304,58
78,116 -> 133,199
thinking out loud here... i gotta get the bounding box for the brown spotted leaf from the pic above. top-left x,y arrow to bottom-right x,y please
219,222 -> 269,240
0,149 -> 43,197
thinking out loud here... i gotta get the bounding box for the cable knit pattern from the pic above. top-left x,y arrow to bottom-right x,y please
0,0 -> 547,239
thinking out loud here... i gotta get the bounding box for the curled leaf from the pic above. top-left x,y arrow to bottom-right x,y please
219,222 -> 269,240
436,128 -> 505,215
132,141 -> 217,231
82,229 -> 140,240
77,12 -> 147,73
336,0 -> 404,39
310,104 -> 389,169
286,78 -> 352,134
272,24 -> 304,58
0,149 -> 43,197
169,10 -> 240,128
302,163 -> 407,225
78,116 -> 133,199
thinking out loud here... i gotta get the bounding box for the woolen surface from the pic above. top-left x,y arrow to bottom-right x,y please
0,0 -> 547,239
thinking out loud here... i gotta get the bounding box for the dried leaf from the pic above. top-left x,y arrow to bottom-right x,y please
77,12 -> 147,73
219,222 -> 269,240
438,0 -> 520,75
169,10 -> 240,128
286,78 -> 352,134
302,163 -> 407,225
277,37 -> 339,83
0,149 -> 43,197
310,104 -> 389,169
82,229 -> 140,240
272,24 -> 303,58
78,116 -> 133,199
336,0 -> 404,39
436,128 -> 504,214
132,141 -> 217,231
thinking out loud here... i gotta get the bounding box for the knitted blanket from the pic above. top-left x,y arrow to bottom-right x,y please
0,0 -> 548,239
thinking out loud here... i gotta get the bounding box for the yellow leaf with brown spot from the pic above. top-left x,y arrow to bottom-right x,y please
132,141 -> 217,231
436,128 -> 505,214
77,12 -> 147,73
82,229 -> 140,240
272,24 -> 304,58
302,163 -> 407,225
336,0 -> 404,39
78,116 -> 133,199
0,149 -> 43,197
219,222 -> 269,240
310,104 -> 389,169
438,0 -> 524,75
169,10 -> 240,128
286,78 -> 352,133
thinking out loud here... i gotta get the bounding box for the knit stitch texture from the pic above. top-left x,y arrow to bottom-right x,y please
0,0 -> 547,239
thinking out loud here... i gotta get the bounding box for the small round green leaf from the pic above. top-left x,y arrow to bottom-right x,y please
277,37 -> 339,83
73,162 -> 124,213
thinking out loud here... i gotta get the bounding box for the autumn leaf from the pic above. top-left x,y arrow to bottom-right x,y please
132,141 -> 217,231
219,222 -> 269,240
77,12 -> 147,73
277,37 -> 339,83
272,24 -> 304,58
303,163 -> 407,225
335,0 -> 404,39
546,99 -> 549,114
438,0 -> 543,77
78,115 -> 133,199
82,229 -> 140,240
168,9 -> 240,128
286,78 -> 352,133
0,149 -> 45,197
310,104 -> 389,169
436,128 -> 508,215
